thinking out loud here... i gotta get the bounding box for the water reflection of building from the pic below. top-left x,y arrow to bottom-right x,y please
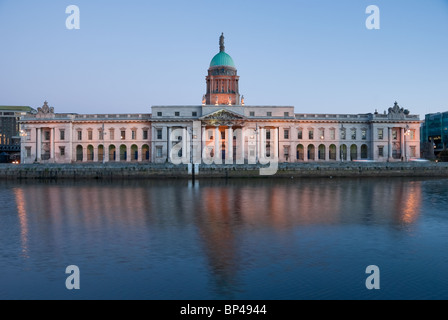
11,179 -> 423,294
192,179 -> 423,294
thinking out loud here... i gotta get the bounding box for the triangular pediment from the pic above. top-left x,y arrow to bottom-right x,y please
200,109 -> 246,121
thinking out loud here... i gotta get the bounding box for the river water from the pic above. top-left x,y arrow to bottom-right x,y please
0,177 -> 447,300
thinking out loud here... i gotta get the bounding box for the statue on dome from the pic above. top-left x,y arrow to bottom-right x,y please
219,33 -> 225,52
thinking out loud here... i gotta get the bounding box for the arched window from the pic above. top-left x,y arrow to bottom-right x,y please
350,144 -> 358,161
296,144 -> 304,161
329,144 -> 337,160
361,144 -> 368,159
318,144 -> 326,160
87,145 -> 94,161
109,145 -> 116,161
340,144 -> 347,161
76,145 -> 83,162
307,144 -> 315,161
120,145 -> 127,161
142,144 -> 150,161
131,144 -> 138,161
98,145 -> 104,162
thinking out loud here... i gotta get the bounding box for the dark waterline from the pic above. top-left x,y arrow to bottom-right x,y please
1,177 -> 448,300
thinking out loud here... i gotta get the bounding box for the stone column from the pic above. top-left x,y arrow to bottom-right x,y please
258,126 -> 264,162
83,145 -> 87,162
236,127 -> 245,164
202,126 -> 206,162
401,127 -> 405,161
93,145 -> 98,162
182,127 -> 188,162
50,128 -> 55,161
104,144 -> 109,162
126,144 -> 131,162
214,126 -> 221,164
138,146 -> 142,162
388,127 -> 392,161
275,127 -> 279,159
167,127 -> 171,163
226,126 -> 233,164
36,128 -> 42,161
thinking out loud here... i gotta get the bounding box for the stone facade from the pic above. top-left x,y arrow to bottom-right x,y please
19,36 -> 421,164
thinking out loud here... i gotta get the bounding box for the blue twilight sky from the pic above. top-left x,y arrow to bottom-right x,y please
0,0 -> 447,117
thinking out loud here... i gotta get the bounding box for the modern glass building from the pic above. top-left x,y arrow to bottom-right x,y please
0,106 -> 36,162
420,112 -> 448,159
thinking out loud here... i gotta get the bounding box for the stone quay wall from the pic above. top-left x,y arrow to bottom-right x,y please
1,162 -> 448,180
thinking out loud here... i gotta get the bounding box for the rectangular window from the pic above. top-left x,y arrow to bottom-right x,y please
60,130 -> 65,141
109,130 -> 115,140
362,129 -> 367,140
175,112 -> 180,117
284,129 -> 289,139
221,131 -> 225,140
132,130 -> 136,140
143,130 -> 148,140
309,129 -> 314,140
267,112 -> 272,117
59,147 -> 65,156
410,129 -> 416,140
284,112 -> 289,117
26,147 -> 31,158
393,130 -> 398,140
378,146 -> 384,157
351,129 -> 357,140
156,146 -> 163,158
157,112 -> 162,117
250,112 -> 255,117
266,130 -> 271,140
192,112 -> 197,117
44,131 -> 50,141
99,130 -> 104,140
341,129 -> 346,140
319,129 -> 325,140
378,128 -> 384,140
298,129 -> 303,140
330,129 -> 335,140
26,129 -> 31,141
88,131 -> 93,140
121,131 -> 126,140
156,129 -> 163,140
77,131 -> 82,141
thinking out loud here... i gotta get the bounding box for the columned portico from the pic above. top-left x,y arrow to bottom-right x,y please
36,128 -> 42,161
226,126 -> 233,164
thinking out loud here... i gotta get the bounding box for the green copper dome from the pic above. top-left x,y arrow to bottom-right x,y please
210,51 -> 235,68
209,33 -> 236,68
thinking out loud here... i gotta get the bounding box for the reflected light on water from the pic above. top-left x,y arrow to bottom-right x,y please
399,182 -> 422,225
5,178 -> 443,300
13,188 -> 29,259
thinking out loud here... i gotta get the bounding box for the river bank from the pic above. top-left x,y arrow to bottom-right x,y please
1,162 -> 448,180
